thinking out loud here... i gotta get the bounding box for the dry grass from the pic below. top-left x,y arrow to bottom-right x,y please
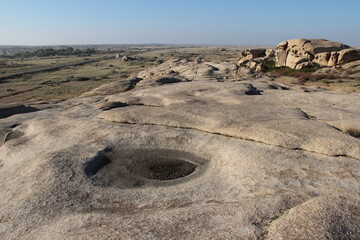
267,67 -> 340,84
0,53 -> 156,103
268,64 -> 360,92
136,47 -> 246,62
2,47 -> 359,103
0,46 -> 247,103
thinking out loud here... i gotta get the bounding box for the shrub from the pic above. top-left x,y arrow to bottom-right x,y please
14,47 -> 97,58
261,59 -> 277,71
264,61 -> 338,83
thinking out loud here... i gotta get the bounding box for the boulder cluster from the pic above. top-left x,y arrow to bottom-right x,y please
275,39 -> 360,69
237,48 -> 275,71
237,39 -> 360,71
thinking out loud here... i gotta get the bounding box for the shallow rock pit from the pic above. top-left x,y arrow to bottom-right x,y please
128,157 -> 198,180
85,148 -> 208,188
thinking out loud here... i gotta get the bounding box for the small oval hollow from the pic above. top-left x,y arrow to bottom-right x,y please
128,157 -> 198,180
84,148 -> 208,189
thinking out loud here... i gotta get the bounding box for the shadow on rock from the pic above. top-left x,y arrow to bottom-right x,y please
0,105 -> 39,119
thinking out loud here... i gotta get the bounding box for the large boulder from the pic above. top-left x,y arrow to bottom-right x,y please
313,52 -> 331,66
338,48 -> 360,65
286,52 -> 307,69
238,48 -> 266,65
275,38 -> 359,69
241,49 -> 266,59
302,38 -> 349,55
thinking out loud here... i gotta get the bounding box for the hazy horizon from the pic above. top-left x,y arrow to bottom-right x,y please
1,0 -> 360,46
0,43 -> 276,47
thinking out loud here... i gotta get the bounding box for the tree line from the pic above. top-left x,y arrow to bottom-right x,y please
15,47 -> 96,58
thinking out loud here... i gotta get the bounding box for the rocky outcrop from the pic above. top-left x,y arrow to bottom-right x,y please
1,59 -> 360,239
237,48 -> 275,71
275,38 -> 360,69
121,55 -> 136,61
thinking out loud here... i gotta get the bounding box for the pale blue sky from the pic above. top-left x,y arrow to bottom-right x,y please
1,0 -> 359,46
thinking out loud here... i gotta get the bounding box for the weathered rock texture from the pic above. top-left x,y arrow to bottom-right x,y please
0,59 -> 359,239
237,48 -> 275,71
275,38 -> 360,69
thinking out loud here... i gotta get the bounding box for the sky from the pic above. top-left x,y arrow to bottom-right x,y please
1,0 -> 359,46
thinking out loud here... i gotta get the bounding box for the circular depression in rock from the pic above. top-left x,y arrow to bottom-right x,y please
129,157 -> 198,180
85,148 -> 208,188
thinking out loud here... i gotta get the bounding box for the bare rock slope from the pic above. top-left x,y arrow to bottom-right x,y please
0,59 -> 360,239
